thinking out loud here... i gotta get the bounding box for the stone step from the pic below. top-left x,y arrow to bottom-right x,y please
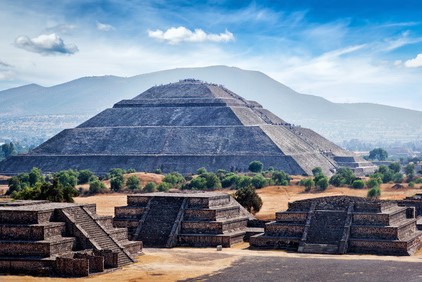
299,243 -> 339,254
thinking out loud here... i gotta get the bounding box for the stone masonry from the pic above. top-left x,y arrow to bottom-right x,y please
0,79 -> 376,176
113,192 -> 252,248
250,196 -> 422,255
0,200 -> 142,277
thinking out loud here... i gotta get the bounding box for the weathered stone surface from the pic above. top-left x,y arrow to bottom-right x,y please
0,80 -> 376,175
250,196 -> 422,255
0,200 -> 141,277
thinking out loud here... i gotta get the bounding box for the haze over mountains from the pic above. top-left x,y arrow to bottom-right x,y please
1,65 -> 421,145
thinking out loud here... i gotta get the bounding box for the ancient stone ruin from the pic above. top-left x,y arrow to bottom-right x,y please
0,79 -> 375,176
113,192 -> 252,247
0,200 -> 141,277
250,196 -> 422,255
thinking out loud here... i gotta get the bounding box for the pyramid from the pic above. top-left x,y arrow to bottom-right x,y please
0,79 -> 375,175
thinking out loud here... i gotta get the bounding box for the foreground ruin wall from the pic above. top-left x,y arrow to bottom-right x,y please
113,192 -> 252,248
0,80 -> 376,176
0,200 -> 141,277
250,196 -> 422,255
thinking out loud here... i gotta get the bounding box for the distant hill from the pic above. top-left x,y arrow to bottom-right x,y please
1,65 -> 421,143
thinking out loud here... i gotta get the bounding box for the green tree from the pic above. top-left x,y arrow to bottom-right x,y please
89,179 -> 106,194
392,172 -> 404,183
28,167 -> 43,186
367,187 -> 381,198
388,162 -> 401,173
366,177 -> 381,188
248,161 -> 263,173
110,174 -> 125,192
189,177 -> 207,189
329,168 -> 355,187
272,171 -> 290,186
251,174 -> 268,189
352,179 -> 365,189
126,175 -> 141,190
78,170 -> 94,184
316,176 -> 329,190
157,182 -> 172,192
404,163 -> 416,181
234,186 -> 263,214
143,182 -> 157,193
368,148 -> 388,161
300,178 -> 315,192
196,167 -> 207,175
55,170 -> 78,188
235,175 -> 252,189
109,168 -> 125,179
163,172 -> 185,186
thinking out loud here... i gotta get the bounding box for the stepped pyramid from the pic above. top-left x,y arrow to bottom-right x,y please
0,79 -> 375,175
250,196 -> 422,255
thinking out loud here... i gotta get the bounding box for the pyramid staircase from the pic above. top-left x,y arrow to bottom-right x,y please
0,200 -> 141,277
250,196 -> 422,255
114,192 -> 250,248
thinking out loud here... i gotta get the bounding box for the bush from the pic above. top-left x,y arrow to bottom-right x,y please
272,171 -> 290,186
415,178 -> 422,184
110,175 -> 125,192
89,179 -> 106,194
163,172 -> 185,185
126,175 -> 141,191
248,161 -> 263,173
367,187 -> 381,198
235,175 -> 252,189
366,178 -> 381,188
196,167 -> 207,175
109,168 -> 125,179
29,167 -> 44,186
78,170 -> 94,184
352,179 -> 365,189
312,167 -> 323,176
55,170 -> 78,188
409,182 -> 415,188
388,162 -> 401,173
316,176 -> 329,190
329,168 -> 355,187
234,186 -> 263,214
392,173 -> 404,183
126,168 -> 136,173
300,178 -> 315,192
251,174 -> 268,189
189,177 -> 207,190
143,182 -> 157,193
157,182 -> 172,192
221,174 -> 238,188
154,168 -> 162,174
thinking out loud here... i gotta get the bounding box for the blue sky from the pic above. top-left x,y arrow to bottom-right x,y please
1,0 -> 422,110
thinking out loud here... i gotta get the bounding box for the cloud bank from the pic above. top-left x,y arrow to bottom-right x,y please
405,54 -> 422,67
14,33 -> 79,55
148,26 -> 234,44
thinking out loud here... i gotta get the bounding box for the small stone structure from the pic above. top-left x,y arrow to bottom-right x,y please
0,200 -> 142,277
250,196 -> 422,255
399,193 -> 422,217
113,192 -> 252,247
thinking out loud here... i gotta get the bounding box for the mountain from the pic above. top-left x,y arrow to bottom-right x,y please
0,65 -> 421,143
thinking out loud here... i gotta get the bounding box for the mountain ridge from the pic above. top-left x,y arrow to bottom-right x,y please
0,65 -> 421,143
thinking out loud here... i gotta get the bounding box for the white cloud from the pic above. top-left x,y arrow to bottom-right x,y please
0,60 -> 11,67
0,70 -> 15,80
404,54 -> 422,68
14,33 -> 79,55
96,21 -> 114,32
148,26 -> 234,45
46,24 -> 78,34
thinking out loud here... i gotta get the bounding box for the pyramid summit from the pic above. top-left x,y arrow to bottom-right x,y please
0,79 -> 375,175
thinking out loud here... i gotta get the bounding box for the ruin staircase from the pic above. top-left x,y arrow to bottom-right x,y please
298,202 -> 350,254
135,197 -> 185,247
63,206 -> 135,266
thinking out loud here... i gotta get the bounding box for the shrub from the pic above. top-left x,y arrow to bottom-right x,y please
329,168 -> 355,187
29,167 -> 44,186
352,179 -> 365,189
189,177 -> 207,190
110,174 -> 125,192
234,186 -> 263,214
154,168 -> 162,174
221,174 -> 238,188
55,170 -> 78,188
143,182 -> 157,193
126,168 -> 136,173
388,162 -> 401,173
196,167 -> 207,175
300,178 -> 315,192
109,168 -> 125,179
235,175 -> 252,189
163,172 -> 185,185
316,176 -> 329,190
409,182 -> 415,188
415,178 -> 422,184
78,169 -> 94,184
157,182 -> 172,192
251,174 -> 268,189
272,171 -> 290,186
126,175 -> 141,190
392,173 -> 404,183
367,187 -> 381,198
248,161 -> 263,173
366,178 -> 381,188
312,167 -> 323,176
89,179 -> 106,194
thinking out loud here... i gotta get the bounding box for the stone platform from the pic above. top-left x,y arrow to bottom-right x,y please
250,196 -> 422,255
113,192 -> 252,248
0,200 -> 142,277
